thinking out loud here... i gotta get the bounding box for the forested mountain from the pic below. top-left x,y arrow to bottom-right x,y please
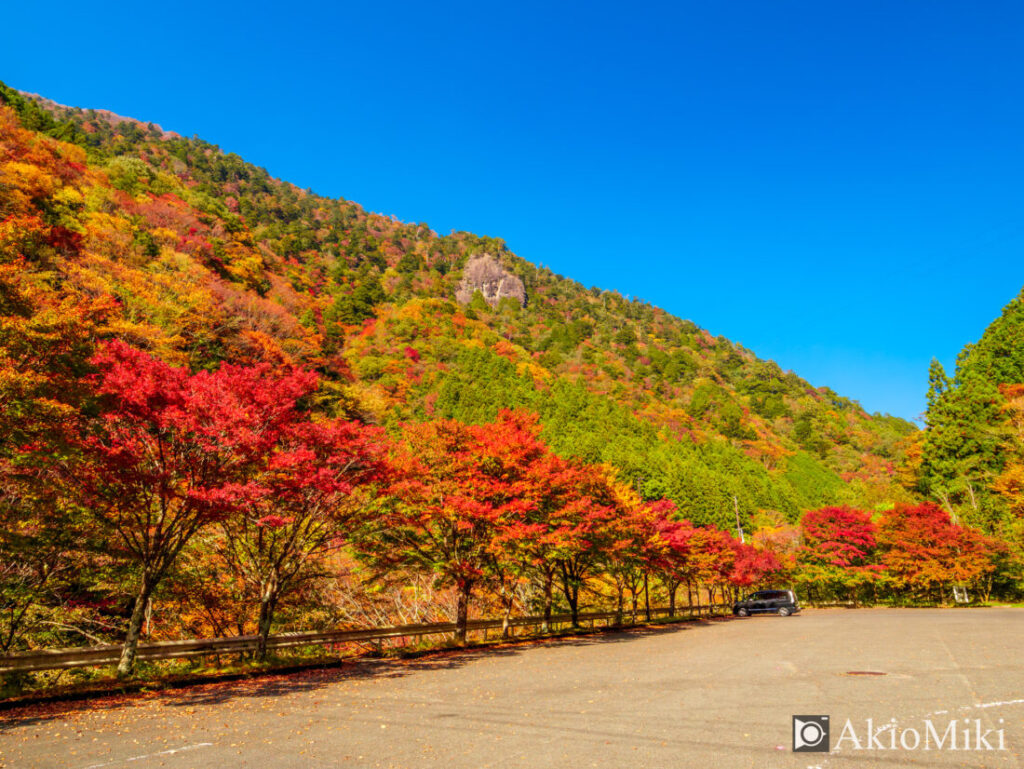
7,80 -> 1024,685
0,79 -> 916,535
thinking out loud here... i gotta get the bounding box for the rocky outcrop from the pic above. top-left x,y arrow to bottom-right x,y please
455,255 -> 527,308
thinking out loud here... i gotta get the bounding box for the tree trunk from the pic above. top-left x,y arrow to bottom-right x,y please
455,582 -> 471,644
643,572 -> 651,621
558,562 -> 580,627
256,587 -> 279,662
615,584 -> 624,626
668,580 -> 678,617
117,574 -> 156,679
541,569 -> 553,632
567,583 -> 579,627
501,587 -> 515,639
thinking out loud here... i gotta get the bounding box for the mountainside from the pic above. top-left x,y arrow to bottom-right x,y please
0,80 -> 917,531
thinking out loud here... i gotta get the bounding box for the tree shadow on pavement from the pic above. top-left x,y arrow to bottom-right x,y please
0,615 -> 739,729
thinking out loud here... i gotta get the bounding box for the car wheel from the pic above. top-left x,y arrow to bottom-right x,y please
778,607 -> 791,617
737,608 -> 749,617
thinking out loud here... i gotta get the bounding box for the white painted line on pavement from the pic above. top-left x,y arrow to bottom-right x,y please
971,699 -> 1024,710
80,742 -> 213,769
924,698 -> 1024,717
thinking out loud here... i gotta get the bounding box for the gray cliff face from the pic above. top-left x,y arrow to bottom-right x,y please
455,255 -> 527,307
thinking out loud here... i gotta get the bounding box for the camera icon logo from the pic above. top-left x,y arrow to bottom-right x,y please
793,715 -> 830,752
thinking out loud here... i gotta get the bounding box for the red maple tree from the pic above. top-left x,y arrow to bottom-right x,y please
878,503 -> 998,601
357,411 -> 545,642
222,417 -> 390,659
71,340 -> 316,676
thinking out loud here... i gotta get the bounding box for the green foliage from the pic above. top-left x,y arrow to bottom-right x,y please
793,412 -> 829,457
396,252 -> 422,273
782,452 -> 851,511
328,273 -> 386,325
920,288 -> 1024,530
0,82 -> 93,150
468,290 -> 490,314
752,393 -> 788,419
614,326 -> 636,346
425,345 -> 847,531
687,382 -> 716,418
105,156 -> 155,194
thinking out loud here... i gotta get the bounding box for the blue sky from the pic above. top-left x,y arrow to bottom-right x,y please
4,1 -> 1023,422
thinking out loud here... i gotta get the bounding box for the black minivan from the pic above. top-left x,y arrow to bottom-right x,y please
732,589 -> 800,617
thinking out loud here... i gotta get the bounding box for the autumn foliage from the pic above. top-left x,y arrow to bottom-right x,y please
877,503 -> 1000,599
0,82 -> 1020,691
0,337 -> 1012,683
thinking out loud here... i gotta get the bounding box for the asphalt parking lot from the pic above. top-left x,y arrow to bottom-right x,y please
2,608 -> 1022,769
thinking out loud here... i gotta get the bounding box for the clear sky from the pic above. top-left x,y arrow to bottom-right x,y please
4,1 -> 1023,422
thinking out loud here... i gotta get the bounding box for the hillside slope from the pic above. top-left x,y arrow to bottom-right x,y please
0,80 -> 917,530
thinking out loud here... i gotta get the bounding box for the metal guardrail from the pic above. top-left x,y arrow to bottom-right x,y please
0,603 -> 730,674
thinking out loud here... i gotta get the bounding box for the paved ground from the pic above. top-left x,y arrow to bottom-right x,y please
1,608 -> 1023,769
